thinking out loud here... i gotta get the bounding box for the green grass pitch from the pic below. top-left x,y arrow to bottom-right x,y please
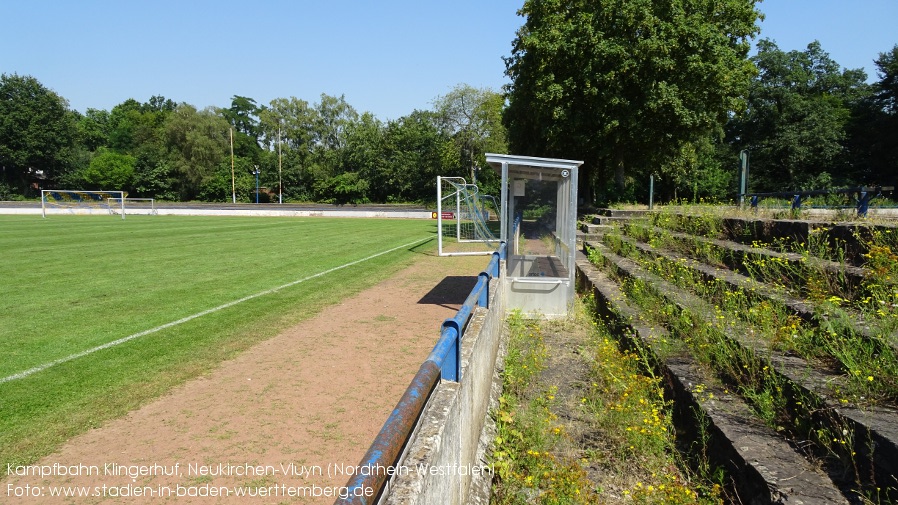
0,214 -> 436,473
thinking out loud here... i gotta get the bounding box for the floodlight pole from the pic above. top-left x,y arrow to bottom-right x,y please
252,165 -> 261,204
230,128 -> 236,204
278,123 -> 283,204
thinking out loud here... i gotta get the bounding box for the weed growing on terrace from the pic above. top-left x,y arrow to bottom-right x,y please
624,219 -> 727,269
583,333 -> 671,461
606,217 -> 898,405
651,208 -> 724,239
605,266 -> 792,432
501,312 -> 548,396
858,227 -> 898,332
582,298 -> 723,504
491,313 -> 598,504
491,299 -> 722,504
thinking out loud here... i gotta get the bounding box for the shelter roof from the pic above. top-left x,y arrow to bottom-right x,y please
485,153 -> 583,181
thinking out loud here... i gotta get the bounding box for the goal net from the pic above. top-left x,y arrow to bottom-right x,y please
108,197 -> 157,215
436,176 -> 500,256
41,190 -> 127,219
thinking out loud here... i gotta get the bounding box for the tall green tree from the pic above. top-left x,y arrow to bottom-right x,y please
0,73 -> 78,193
730,39 -> 870,190
848,44 -> 898,186
75,108 -> 111,152
379,110 -> 451,203
77,148 -> 136,190
310,94 -> 359,198
108,96 -> 175,153
504,0 -> 761,203
223,95 -> 260,138
342,112 -> 386,201
261,97 -> 317,153
164,104 -> 230,200
220,95 -> 263,160
432,84 -> 507,184
396,110 -> 460,203
258,97 -> 319,200
104,96 -> 178,198
315,93 -> 358,152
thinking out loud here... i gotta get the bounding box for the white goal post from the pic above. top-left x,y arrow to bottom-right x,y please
108,197 -> 157,216
436,176 -> 500,256
41,190 -> 127,219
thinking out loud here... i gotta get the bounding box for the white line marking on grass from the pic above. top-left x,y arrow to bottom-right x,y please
1,237 -> 431,384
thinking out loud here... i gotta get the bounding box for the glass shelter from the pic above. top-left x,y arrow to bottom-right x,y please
485,154 -> 583,317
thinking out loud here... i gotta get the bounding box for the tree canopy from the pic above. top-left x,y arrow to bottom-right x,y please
433,84 -> 507,185
0,79 -> 510,203
847,44 -> 898,187
0,73 -> 78,193
729,39 -> 870,190
504,0 -> 762,202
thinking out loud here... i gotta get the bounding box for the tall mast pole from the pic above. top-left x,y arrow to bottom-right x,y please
230,128 -> 236,204
278,123 -> 283,204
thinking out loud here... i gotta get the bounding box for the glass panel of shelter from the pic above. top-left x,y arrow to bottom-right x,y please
506,176 -> 568,279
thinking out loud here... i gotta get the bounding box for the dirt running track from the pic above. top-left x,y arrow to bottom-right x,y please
3,252 -> 489,504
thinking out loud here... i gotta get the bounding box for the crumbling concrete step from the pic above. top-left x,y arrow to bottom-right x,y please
579,222 -> 612,234
584,243 -> 898,497
591,215 -> 631,225
595,208 -> 654,218
615,233 -> 898,356
575,253 -> 850,503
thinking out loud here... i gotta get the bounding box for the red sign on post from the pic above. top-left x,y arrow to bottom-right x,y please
432,212 -> 455,219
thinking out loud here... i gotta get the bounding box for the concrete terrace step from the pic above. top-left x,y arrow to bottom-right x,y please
575,253 -> 851,503
579,222 -> 612,234
611,232 -> 898,356
596,208 -> 655,218
582,241 -> 898,499
590,215 -> 633,225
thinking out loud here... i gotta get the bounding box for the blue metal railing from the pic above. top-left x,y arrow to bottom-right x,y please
335,241 -> 507,505
744,186 -> 894,217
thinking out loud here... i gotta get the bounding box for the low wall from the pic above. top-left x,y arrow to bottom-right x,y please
382,277 -> 505,504
3,205 -> 432,219
151,208 -> 432,219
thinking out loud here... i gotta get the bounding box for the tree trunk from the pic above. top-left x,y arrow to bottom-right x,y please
614,154 -> 626,192
578,165 -> 593,206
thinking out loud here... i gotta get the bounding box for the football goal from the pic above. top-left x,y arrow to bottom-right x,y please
108,197 -> 157,216
41,190 -> 127,219
436,176 -> 500,256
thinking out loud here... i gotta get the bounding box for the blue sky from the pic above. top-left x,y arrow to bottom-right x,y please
1,1 -> 896,121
